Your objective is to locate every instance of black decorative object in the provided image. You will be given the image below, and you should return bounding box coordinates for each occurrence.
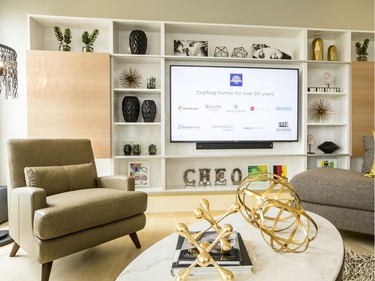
[122,96,140,122]
[148,144,157,155]
[129,30,147,55]
[142,100,156,122]
[123,144,132,155]
[132,144,141,155]
[317,141,340,154]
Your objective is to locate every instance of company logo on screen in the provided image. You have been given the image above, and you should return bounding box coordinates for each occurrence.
[230,73,243,86]
[178,106,199,111]
[178,124,200,130]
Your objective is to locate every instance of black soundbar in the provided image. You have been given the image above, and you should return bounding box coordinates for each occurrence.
[196,141,273,150]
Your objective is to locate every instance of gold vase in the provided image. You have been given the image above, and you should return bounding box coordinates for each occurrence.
[312,38,323,60]
[327,45,337,61]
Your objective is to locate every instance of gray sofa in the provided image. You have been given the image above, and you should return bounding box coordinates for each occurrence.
[291,135,374,235]
[290,167,374,235]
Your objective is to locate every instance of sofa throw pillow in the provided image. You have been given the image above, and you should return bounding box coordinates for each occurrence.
[362,135,374,173]
[24,163,96,196]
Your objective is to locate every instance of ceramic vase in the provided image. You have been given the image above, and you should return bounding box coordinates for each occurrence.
[122,96,140,122]
[142,100,156,122]
[129,30,147,55]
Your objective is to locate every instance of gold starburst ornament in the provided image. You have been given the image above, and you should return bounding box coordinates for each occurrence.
[119,67,142,88]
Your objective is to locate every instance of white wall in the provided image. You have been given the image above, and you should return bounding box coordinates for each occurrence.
[0,0,374,185]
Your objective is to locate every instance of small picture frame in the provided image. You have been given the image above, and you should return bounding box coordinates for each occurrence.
[248,165,269,182]
[174,40,208,56]
[316,159,337,168]
[272,165,288,178]
[129,162,150,187]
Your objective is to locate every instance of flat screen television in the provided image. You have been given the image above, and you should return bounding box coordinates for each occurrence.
[170,65,299,149]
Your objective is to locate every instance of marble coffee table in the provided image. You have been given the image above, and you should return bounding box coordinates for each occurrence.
[116,212,344,281]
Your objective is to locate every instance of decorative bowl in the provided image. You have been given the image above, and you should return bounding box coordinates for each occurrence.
[317,141,340,154]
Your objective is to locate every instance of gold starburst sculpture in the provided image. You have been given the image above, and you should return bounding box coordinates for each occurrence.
[236,173,318,253]
[175,223,235,281]
[119,67,142,88]
[308,99,333,122]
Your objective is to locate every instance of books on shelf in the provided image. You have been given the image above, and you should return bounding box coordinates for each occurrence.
[171,231,253,276]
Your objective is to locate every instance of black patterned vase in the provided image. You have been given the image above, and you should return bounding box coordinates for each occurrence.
[122,96,140,122]
[142,100,156,122]
[129,30,147,55]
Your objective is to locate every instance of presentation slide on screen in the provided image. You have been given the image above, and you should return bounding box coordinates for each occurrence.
[170,66,298,142]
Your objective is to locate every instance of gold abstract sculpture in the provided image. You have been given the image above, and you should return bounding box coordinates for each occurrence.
[327,45,337,61]
[312,38,323,60]
[192,199,241,252]
[174,199,241,281]
[308,98,333,123]
[175,223,235,281]
[236,173,318,253]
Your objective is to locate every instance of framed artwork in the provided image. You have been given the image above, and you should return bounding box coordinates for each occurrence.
[129,162,150,187]
[316,159,338,168]
[273,165,288,178]
[174,40,208,56]
[248,165,268,182]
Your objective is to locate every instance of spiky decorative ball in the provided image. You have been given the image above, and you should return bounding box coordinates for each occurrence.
[119,67,142,88]
[308,99,333,122]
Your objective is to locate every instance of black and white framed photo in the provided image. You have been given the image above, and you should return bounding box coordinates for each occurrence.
[174,40,208,56]
[251,43,291,60]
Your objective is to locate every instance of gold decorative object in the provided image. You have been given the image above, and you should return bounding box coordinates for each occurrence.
[192,199,241,251]
[327,45,337,61]
[175,223,234,281]
[236,173,318,253]
[119,67,142,88]
[312,38,323,60]
[308,99,334,122]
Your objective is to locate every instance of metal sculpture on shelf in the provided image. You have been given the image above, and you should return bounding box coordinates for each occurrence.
[236,173,318,253]
[0,44,18,99]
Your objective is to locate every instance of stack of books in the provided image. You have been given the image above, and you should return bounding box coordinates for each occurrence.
[171,231,253,276]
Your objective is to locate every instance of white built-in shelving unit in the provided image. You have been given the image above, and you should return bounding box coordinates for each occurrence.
[27,14,374,194]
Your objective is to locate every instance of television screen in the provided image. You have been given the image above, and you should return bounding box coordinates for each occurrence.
[170,65,299,145]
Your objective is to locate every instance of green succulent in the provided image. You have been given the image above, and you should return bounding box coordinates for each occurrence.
[82,29,99,46]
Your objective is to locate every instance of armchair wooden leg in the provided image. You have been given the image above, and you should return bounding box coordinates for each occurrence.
[9,242,20,257]
[129,232,141,248]
[42,261,53,281]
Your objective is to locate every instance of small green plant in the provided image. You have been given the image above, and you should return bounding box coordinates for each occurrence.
[355,38,370,61]
[53,26,72,51]
[81,29,99,46]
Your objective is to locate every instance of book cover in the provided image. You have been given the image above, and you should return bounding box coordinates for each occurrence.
[177,231,241,265]
[171,232,252,276]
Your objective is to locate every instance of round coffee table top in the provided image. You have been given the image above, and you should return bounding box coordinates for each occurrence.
[116,212,344,281]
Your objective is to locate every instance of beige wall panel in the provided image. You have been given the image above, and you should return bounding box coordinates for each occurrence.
[351,61,374,156]
[27,50,111,158]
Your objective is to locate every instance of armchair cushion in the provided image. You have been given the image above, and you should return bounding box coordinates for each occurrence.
[24,163,96,195]
[34,188,147,240]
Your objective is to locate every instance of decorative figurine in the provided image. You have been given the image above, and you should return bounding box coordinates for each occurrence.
[307,134,315,154]
[312,38,323,60]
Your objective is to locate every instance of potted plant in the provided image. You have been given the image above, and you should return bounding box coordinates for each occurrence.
[81,29,100,52]
[355,38,370,61]
[53,26,72,51]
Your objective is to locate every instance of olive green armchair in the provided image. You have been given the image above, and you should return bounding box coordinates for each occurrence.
[7,138,148,281]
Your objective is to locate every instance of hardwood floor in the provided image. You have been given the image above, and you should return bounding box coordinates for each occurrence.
[0,211,373,281]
